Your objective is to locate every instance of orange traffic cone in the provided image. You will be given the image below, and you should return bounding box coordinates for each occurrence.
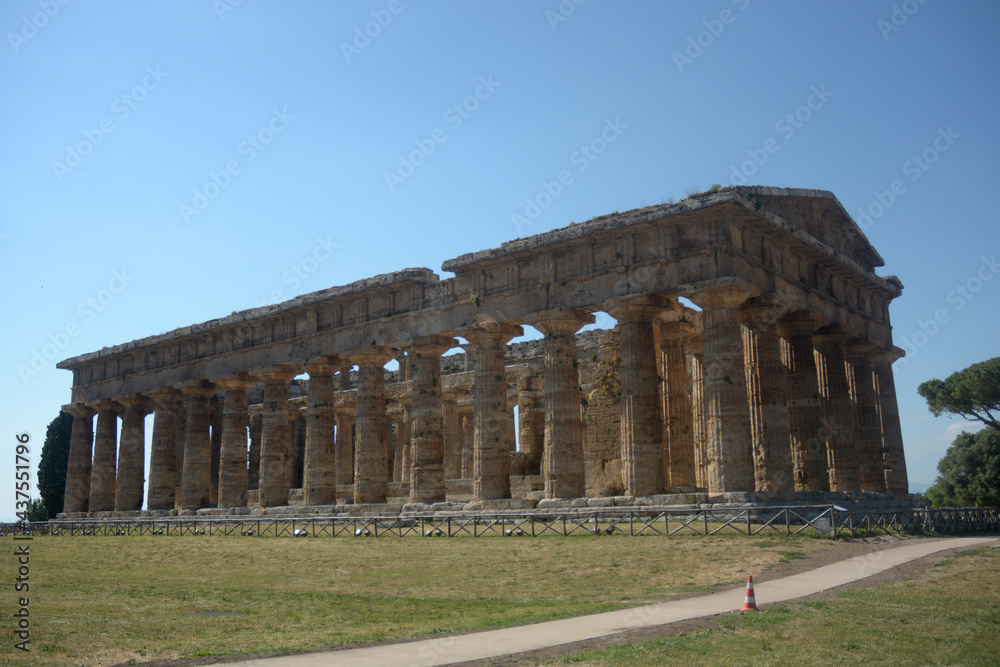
[740,575,758,612]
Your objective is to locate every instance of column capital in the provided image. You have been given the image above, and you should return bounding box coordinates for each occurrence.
[739,293,790,325]
[91,398,122,415]
[776,310,829,338]
[349,345,394,368]
[303,361,340,377]
[250,365,298,384]
[118,394,152,415]
[461,321,523,347]
[147,387,182,408]
[176,379,217,397]
[214,372,257,391]
[872,345,905,365]
[687,282,756,310]
[845,336,880,357]
[62,402,95,420]
[403,334,458,357]
[523,308,595,336]
[604,293,672,322]
[813,324,857,350]
[659,318,699,346]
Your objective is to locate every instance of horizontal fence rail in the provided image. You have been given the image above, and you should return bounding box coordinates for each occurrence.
[4,507,998,539]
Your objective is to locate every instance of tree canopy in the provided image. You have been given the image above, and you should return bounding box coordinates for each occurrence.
[918,357,1000,431]
[926,428,1000,508]
[38,410,73,520]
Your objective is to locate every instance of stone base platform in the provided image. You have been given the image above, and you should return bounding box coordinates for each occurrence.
[55,491,918,522]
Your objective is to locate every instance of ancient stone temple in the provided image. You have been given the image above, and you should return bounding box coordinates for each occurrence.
[57,186,910,517]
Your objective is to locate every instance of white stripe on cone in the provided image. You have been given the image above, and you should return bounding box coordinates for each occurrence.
[740,574,758,611]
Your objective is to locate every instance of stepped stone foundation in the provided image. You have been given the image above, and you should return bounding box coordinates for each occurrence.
[56,186,912,518]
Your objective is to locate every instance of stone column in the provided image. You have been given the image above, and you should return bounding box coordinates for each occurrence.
[606,296,668,496]
[689,285,755,493]
[846,339,886,493]
[814,325,860,492]
[62,403,95,513]
[659,311,698,491]
[516,378,544,474]
[216,375,254,508]
[177,381,216,510]
[334,398,356,488]
[441,388,463,481]
[115,395,151,511]
[290,409,306,489]
[740,298,794,492]
[527,309,594,499]
[873,346,909,498]
[248,409,262,490]
[303,361,338,505]
[147,389,181,511]
[209,397,223,504]
[464,322,522,501]
[458,402,475,478]
[352,348,392,504]
[777,312,829,492]
[407,335,455,503]
[688,337,708,490]
[253,367,297,507]
[399,400,413,485]
[174,400,187,504]
[88,400,120,512]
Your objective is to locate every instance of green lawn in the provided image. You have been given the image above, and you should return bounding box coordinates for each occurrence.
[548,545,1000,666]
[0,531,836,665]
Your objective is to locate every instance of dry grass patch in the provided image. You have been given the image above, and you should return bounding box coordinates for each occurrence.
[0,531,837,665]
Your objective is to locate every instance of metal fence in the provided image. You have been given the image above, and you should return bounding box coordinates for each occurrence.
[4,506,998,539]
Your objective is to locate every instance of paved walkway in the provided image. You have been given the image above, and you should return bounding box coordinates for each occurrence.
[220,536,997,667]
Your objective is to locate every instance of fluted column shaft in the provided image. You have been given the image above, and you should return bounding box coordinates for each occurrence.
[116,396,151,511]
[459,405,474,478]
[254,368,296,507]
[660,317,697,490]
[846,342,885,492]
[178,382,216,509]
[216,376,253,508]
[248,411,262,490]
[608,298,666,496]
[741,301,793,492]
[873,347,909,498]
[303,363,338,505]
[691,286,755,493]
[88,401,120,512]
[465,322,522,501]
[334,402,355,488]
[778,313,829,492]
[62,403,95,513]
[408,336,454,503]
[353,349,392,503]
[209,398,223,504]
[530,311,593,498]
[814,326,859,491]
[688,341,708,489]
[442,389,462,481]
[147,391,181,510]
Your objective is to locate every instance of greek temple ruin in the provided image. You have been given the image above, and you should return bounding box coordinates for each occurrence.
[57,186,910,518]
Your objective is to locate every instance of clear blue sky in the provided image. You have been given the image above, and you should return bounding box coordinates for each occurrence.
[3,1,998,520]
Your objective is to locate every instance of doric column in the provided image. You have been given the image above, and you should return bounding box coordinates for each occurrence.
[88,400,120,512]
[303,361,338,505]
[177,381,216,510]
[115,395,151,511]
[334,398,355,489]
[352,348,393,503]
[873,346,909,498]
[290,408,306,489]
[846,339,886,493]
[516,377,544,474]
[814,325,859,492]
[659,310,698,490]
[62,403,95,513]
[606,295,668,496]
[252,367,297,507]
[174,400,187,504]
[248,409,262,490]
[215,374,254,508]
[147,389,182,511]
[407,335,455,503]
[463,322,522,501]
[688,336,708,490]
[777,311,829,492]
[458,402,475,478]
[441,388,463,481]
[526,309,594,499]
[689,284,755,493]
[740,297,794,492]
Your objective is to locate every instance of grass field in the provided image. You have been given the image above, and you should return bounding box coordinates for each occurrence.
[548,545,1000,666]
[0,531,835,665]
